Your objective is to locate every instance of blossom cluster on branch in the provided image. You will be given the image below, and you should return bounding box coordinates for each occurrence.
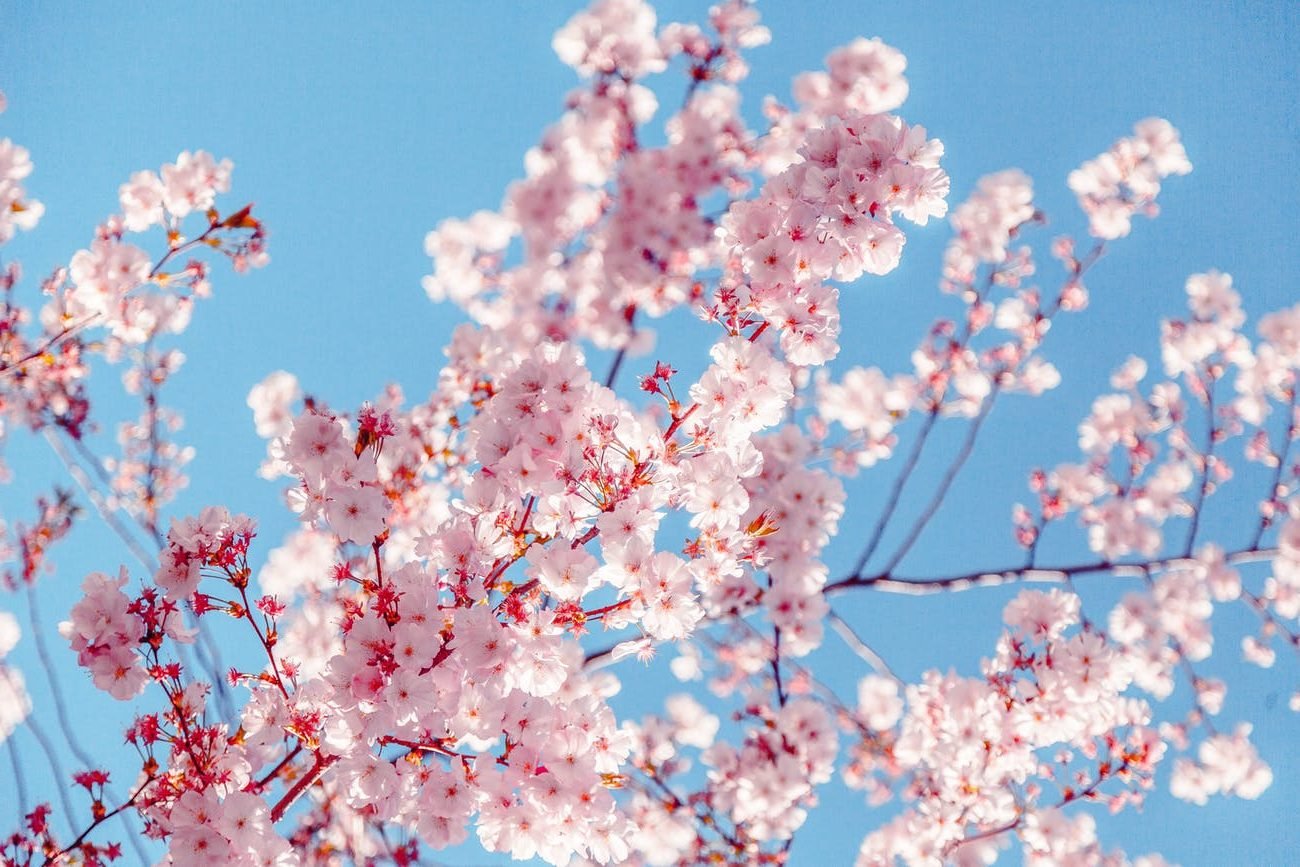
[2,2,1298,866]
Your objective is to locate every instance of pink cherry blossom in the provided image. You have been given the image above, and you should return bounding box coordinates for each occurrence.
[2,7,1297,866]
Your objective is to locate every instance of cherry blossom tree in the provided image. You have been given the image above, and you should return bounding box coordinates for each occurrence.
[2,2,1297,865]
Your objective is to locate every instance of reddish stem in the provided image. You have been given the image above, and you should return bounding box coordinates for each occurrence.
[270,752,338,824]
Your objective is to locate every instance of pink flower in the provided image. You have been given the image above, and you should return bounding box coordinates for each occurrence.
[1003,589,1080,642]
[59,569,148,700]
[856,675,903,731]
[553,0,666,79]
[160,150,232,217]
[67,237,151,318]
[323,482,387,544]
[118,170,165,231]
[1069,119,1191,240]
[1171,725,1272,804]
[0,137,43,242]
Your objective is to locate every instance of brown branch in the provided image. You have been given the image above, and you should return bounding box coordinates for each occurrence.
[604,306,636,389]
[250,744,305,793]
[1182,373,1217,556]
[1250,386,1298,549]
[770,625,787,707]
[848,408,940,577]
[825,546,1278,596]
[0,317,97,379]
[877,387,999,576]
[269,752,338,824]
[582,642,617,669]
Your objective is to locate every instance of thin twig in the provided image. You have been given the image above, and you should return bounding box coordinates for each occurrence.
[825,546,1278,596]
[770,625,787,707]
[6,736,27,822]
[0,317,97,379]
[1182,374,1216,556]
[827,609,899,683]
[44,430,156,574]
[269,752,338,824]
[23,714,76,831]
[1250,386,1298,549]
[849,409,940,577]
[251,744,304,793]
[604,346,628,389]
[43,772,155,865]
[877,388,999,576]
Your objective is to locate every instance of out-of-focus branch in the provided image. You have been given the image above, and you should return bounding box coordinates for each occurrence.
[0,316,97,380]
[44,429,156,575]
[827,609,899,683]
[6,737,27,823]
[47,428,236,719]
[1182,373,1217,556]
[1250,386,1298,550]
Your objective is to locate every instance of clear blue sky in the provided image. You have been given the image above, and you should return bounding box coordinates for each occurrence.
[1,2,1297,864]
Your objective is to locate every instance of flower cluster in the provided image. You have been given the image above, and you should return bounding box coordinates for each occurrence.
[757,36,910,176]
[155,507,257,601]
[942,169,1037,292]
[855,589,1165,865]
[1169,725,1273,804]
[723,112,948,364]
[624,666,838,863]
[59,568,193,701]
[1068,118,1192,240]
[553,0,667,80]
[743,428,845,654]
[0,129,42,245]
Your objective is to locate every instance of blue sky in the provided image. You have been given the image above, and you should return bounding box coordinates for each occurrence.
[1,2,1297,864]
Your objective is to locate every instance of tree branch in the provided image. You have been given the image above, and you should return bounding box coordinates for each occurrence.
[877,388,998,576]
[848,408,940,577]
[825,546,1278,596]
[827,609,899,683]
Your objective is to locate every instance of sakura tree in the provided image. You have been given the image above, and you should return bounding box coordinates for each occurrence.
[1,2,1297,865]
